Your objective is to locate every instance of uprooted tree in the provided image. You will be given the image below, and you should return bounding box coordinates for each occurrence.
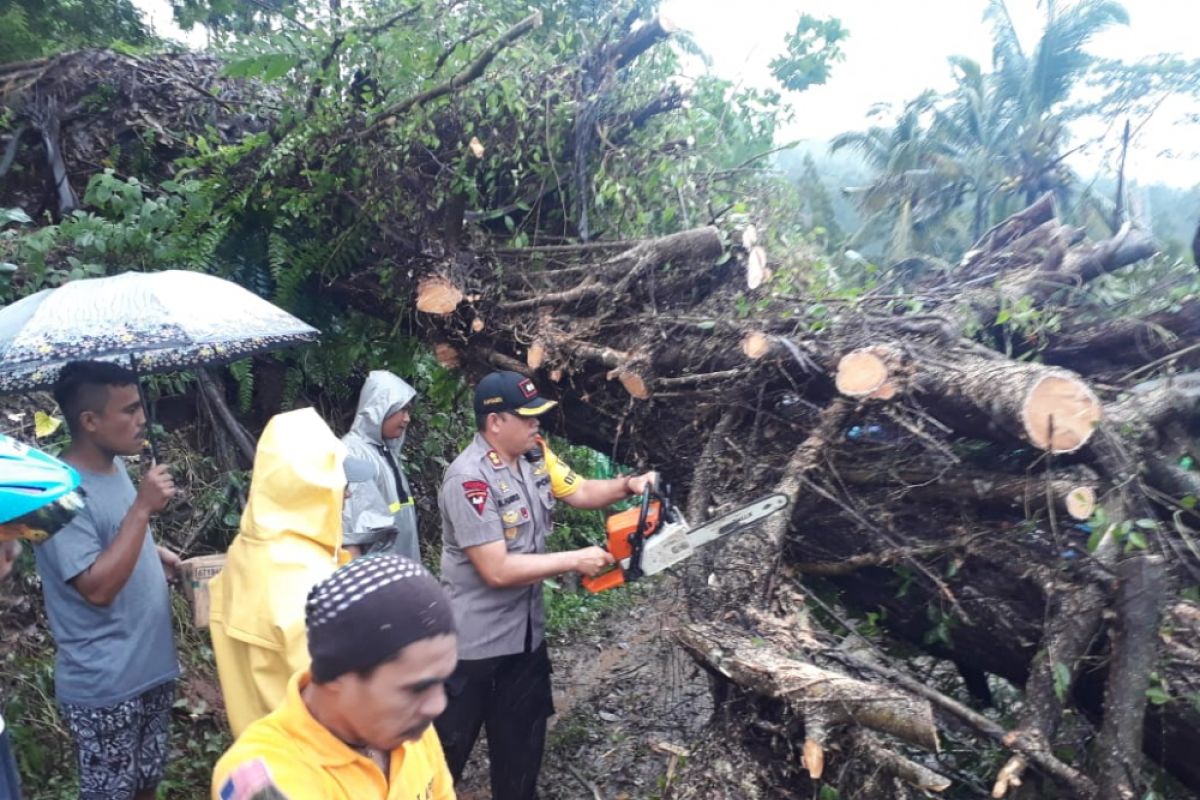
[3,3,1200,798]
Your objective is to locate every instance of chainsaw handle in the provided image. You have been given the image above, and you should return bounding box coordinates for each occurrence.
[635,482,653,535]
[582,567,626,593]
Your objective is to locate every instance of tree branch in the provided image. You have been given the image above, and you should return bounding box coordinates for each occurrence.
[365,11,543,134]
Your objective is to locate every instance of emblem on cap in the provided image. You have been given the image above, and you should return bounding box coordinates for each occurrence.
[518,378,537,398]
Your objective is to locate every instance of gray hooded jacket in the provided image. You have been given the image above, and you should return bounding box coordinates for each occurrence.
[341,371,420,560]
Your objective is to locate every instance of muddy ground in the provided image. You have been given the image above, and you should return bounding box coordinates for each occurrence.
[457,577,714,800]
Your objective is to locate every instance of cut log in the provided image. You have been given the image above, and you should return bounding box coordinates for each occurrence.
[912,355,1102,453]
[1015,373,1101,452]
[433,342,461,368]
[415,274,464,314]
[836,349,889,397]
[746,246,768,289]
[835,346,906,400]
[1064,485,1096,521]
[610,368,649,400]
[741,330,770,360]
[802,735,825,780]
[470,317,485,333]
[527,340,546,368]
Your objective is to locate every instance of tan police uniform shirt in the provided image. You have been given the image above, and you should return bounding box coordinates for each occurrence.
[438,434,579,660]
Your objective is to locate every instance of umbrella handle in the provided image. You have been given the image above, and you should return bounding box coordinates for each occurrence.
[130,359,160,464]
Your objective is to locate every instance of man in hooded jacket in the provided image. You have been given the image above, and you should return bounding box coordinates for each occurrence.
[207,407,376,738]
[341,370,421,561]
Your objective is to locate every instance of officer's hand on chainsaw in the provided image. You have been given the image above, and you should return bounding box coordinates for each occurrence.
[624,471,659,497]
[571,546,615,578]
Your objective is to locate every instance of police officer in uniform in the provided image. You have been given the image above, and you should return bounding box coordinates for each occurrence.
[435,371,656,800]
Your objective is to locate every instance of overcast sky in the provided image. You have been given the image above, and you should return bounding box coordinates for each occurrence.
[134,0,1200,187]
[660,0,1200,188]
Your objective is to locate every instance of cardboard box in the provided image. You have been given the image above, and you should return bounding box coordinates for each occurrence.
[180,554,226,628]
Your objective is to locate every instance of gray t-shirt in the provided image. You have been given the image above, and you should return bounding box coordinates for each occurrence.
[33,459,179,706]
[439,434,556,660]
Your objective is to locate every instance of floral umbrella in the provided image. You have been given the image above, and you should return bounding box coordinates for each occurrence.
[0,270,320,392]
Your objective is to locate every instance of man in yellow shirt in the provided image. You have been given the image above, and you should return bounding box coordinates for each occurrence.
[212,554,458,800]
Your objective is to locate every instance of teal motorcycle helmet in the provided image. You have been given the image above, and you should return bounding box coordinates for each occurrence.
[0,433,85,543]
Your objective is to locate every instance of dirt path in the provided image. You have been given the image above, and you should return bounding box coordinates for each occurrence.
[457,578,713,800]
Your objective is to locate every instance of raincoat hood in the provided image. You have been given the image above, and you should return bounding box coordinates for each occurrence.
[349,370,417,456]
[208,407,352,734]
[239,407,348,551]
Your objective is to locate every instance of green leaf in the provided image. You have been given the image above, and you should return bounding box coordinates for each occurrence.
[34,410,62,438]
[221,53,299,82]
[1135,518,1158,530]
[1127,530,1148,550]
[1052,661,1071,702]
[1,207,32,225]
[1182,495,1197,510]
[1145,686,1170,705]
[1086,526,1105,553]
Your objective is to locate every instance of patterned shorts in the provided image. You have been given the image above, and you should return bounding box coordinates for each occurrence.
[60,681,175,800]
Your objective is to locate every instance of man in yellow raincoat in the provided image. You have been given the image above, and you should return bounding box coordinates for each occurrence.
[207,407,377,737]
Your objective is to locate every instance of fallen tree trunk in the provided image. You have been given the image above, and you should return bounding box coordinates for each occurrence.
[10,47,1200,799]
[838,465,1098,521]
[1093,555,1169,800]
[836,343,1103,452]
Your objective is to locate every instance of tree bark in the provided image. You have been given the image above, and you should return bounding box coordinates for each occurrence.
[1094,555,1169,800]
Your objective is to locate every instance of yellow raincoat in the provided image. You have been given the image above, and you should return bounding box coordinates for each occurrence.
[208,408,352,737]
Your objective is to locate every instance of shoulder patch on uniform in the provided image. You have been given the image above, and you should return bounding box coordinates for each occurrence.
[462,480,489,515]
[220,759,279,800]
[486,450,503,469]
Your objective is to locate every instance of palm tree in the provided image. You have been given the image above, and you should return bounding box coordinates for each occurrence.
[984,0,1129,205]
[932,57,1016,240]
[831,0,1128,262]
[832,92,968,264]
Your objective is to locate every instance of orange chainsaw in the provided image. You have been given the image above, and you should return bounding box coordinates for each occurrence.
[582,483,788,593]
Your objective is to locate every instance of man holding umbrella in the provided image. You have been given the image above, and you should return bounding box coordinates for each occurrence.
[33,360,179,800]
